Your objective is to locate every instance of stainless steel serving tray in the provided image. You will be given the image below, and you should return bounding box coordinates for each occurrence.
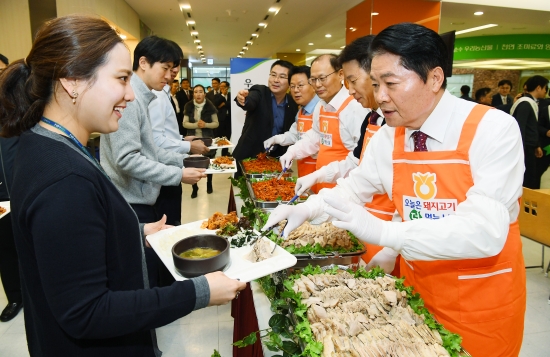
[290,244,366,268]
[238,159,292,180]
[246,177,306,209]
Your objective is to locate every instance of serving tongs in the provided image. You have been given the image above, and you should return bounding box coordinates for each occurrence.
[276,160,293,180]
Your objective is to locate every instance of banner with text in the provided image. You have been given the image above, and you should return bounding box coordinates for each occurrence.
[454,34,550,60]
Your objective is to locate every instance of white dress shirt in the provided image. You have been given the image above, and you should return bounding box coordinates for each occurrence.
[150,84,190,155]
[305,90,524,261]
[286,85,370,181]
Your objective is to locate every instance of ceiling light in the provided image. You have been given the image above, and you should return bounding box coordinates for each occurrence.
[119,34,127,40]
[372,12,379,16]
[455,24,498,35]
[252,33,259,37]
[181,4,191,10]
[474,11,484,16]
[247,41,253,44]
[268,7,277,12]
[259,22,267,27]
[340,45,345,49]
[240,51,244,54]
[296,49,301,52]
[349,27,357,32]
[308,42,314,45]
[196,45,202,49]
[237,55,242,58]
[194,40,200,43]
[186,20,195,25]
[190,31,198,35]
[325,34,332,38]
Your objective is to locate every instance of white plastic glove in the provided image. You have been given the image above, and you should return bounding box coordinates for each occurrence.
[295,168,326,196]
[264,135,284,150]
[323,190,383,245]
[279,152,294,171]
[365,247,399,274]
[262,204,312,237]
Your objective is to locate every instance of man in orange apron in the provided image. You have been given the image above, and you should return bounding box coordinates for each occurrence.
[263,66,321,180]
[279,54,369,193]
[265,23,526,356]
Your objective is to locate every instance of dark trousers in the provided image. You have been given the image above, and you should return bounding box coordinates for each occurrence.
[130,204,175,288]
[535,154,550,187]
[154,184,182,226]
[0,214,22,303]
[524,145,539,189]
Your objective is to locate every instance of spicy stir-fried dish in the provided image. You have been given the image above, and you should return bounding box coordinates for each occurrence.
[215,138,231,146]
[251,178,296,201]
[201,211,239,230]
[213,156,234,165]
[241,153,283,174]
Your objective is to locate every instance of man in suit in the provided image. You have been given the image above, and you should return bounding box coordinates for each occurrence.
[537,97,550,186]
[217,81,232,155]
[475,87,492,105]
[233,60,299,176]
[175,79,193,135]
[491,79,514,107]
[459,85,475,102]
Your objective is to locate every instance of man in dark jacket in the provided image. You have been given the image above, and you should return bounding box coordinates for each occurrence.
[0,135,23,322]
[491,79,514,107]
[536,97,550,185]
[233,60,298,176]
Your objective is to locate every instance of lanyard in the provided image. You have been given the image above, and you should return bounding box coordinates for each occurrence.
[40,117,110,180]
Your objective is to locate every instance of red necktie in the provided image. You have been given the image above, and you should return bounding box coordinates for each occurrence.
[369,111,380,125]
[412,131,429,152]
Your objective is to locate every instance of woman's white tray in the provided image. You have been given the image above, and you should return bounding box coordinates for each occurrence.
[146,219,297,282]
[0,201,10,220]
[204,159,237,174]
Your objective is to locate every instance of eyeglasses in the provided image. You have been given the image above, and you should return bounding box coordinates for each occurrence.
[308,70,337,85]
[269,72,288,80]
[289,84,308,91]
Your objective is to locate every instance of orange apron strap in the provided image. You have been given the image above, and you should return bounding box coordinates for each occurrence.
[335,95,355,115]
[393,127,406,153]
[456,104,491,153]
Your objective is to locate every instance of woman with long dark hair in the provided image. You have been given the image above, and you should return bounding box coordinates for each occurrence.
[0,15,244,356]
[183,84,219,197]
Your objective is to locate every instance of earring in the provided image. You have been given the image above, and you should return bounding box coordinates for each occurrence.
[72,89,78,104]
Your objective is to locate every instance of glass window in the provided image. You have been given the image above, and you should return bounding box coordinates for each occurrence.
[191,66,230,87]
[447,74,474,98]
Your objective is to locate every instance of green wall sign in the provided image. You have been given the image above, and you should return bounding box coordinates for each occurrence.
[453,34,550,60]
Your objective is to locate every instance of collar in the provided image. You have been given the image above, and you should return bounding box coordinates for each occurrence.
[131,74,156,105]
[322,85,348,112]
[271,92,288,107]
[302,95,321,115]
[405,90,454,144]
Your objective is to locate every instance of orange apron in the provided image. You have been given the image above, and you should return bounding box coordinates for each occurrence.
[296,109,317,182]
[315,96,355,193]
[392,105,525,356]
[359,118,400,276]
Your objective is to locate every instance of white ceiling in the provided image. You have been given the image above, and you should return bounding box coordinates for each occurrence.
[123,0,550,68]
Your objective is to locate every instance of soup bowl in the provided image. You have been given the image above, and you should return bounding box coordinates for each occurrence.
[192,137,213,147]
[183,155,210,169]
[172,234,230,278]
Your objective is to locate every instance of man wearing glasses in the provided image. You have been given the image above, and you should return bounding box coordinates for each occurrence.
[263,65,321,179]
[233,60,298,176]
[279,54,369,192]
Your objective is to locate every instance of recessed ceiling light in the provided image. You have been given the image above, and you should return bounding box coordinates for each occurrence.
[349,27,357,32]
[247,41,253,44]
[190,31,198,35]
[474,11,484,16]
[119,34,127,40]
[194,40,200,43]
[252,33,259,37]
[340,45,345,49]
[181,4,191,10]
[372,12,379,16]
[308,42,314,45]
[455,23,498,35]
[325,34,332,38]
[196,45,202,49]
[259,23,267,27]
[296,49,301,52]
[243,47,248,50]
[240,51,244,54]
[237,55,242,58]
[187,20,195,25]
[268,7,277,12]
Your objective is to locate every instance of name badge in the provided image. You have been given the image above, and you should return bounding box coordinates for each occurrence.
[320,133,333,147]
[403,195,457,221]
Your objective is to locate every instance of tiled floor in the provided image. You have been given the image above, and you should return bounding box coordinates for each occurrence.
[1,171,550,356]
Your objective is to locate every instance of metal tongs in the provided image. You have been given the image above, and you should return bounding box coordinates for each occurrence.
[249,225,276,247]
[276,160,293,180]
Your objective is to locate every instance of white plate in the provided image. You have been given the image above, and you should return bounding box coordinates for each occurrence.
[204,159,237,174]
[0,201,10,220]
[208,141,235,150]
[146,219,297,282]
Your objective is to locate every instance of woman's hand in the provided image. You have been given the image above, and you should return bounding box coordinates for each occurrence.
[144,215,172,247]
[205,272,247,306]
[198,120,206,128]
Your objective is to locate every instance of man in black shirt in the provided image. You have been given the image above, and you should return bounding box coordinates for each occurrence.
[510,75,549,189]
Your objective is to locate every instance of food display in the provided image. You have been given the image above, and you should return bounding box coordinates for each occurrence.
[245,239,273,262]
[241,152,284,174]
[279,221,354,251]
[213,156,234,165]
[0,206,5,215]
[200,211,238,230]
[251,177,296,201]
[213,137,232,146]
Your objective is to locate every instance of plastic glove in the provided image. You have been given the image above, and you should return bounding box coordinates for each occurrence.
[262,203,312,237]
[295,169,326,196]
[279,152,294,171]
[365,247,399,274]
[323,190,383,245]
[264,135,283,150]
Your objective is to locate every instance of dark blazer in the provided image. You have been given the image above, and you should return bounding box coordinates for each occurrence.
[491,93,514,107]
[460,94,475,102]
[511,93,539,147]
[538,98,550,153]
[0,136,19,200]
[175,90,192,136]
[232,85,298,163]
